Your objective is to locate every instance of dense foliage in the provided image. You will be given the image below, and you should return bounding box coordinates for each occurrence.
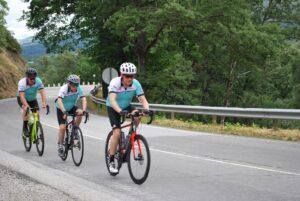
[23,0,300,126]
[0,0,21,53]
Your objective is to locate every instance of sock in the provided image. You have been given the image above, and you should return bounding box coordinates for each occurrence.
[110,155,114,163]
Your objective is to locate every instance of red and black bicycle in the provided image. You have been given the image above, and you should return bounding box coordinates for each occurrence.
[105,109,154,184]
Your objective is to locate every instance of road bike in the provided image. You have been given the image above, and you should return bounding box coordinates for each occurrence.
[60,111,89,166]
[22,105,49,156]
[105,109,154,184]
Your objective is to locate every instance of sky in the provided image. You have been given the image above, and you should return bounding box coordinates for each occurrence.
[5,0,36,40]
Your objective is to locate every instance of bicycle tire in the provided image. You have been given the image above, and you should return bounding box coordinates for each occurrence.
[22,126,31,152]
[71,126,84,166]
[35,122,44,156]
[105,131,122,176]
[127,134,151,185]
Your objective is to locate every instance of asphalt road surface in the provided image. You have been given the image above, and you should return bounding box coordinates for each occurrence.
[0,86,299,201]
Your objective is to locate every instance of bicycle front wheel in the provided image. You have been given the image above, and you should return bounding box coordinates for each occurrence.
[35,122,44,156]
[71,127,84,166]
[22,125,31,152]
[127,134,151,185]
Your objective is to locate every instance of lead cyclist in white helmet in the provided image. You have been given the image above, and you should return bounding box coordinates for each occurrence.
[106,62,150,173]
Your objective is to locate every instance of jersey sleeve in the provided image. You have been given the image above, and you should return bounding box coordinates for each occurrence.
[58,86,65,98]
[135,80,144,97]
[36,77,44,89]
[18,79,26,92]
[108,78,119,93]
[78,86,85,97]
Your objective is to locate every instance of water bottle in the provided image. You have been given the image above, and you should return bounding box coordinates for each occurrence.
[28,114,34,125]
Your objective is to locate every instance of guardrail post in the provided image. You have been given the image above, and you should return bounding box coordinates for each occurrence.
[87,81,90,85]
[212,115,217,124]
[83,82,85,86]
[47,84,50,87]
[171,112,175,120]
[58,83,61,87]
[53,83,55,87]
[272,119,279,130]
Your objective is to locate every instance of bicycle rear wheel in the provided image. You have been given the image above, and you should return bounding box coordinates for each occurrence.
[22,125,31,152]
[105,131,122,176]
[127,134,151,185]
[71,126,84,166]
[35,122,44,156]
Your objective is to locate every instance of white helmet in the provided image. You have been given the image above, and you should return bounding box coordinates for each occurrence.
[67,74,80,84]
[120,62,137,75]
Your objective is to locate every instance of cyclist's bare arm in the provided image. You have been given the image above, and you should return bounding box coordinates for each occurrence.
[39,88,47,108]
[19,92,29,109]
[57,97,66,113]
[109,93,122,113]
[76,96,87,115]
[138,95,149,110]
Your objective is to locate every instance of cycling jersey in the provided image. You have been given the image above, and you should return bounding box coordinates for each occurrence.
[16,77,44,101]
[106,77,144,109]
[55,84,85,111]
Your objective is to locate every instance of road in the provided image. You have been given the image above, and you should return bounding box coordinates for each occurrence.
[0,86,299,201]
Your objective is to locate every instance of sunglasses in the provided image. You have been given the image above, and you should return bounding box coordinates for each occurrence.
[70,83,79,87]
[124,75,134,79]
[28,77,36,81]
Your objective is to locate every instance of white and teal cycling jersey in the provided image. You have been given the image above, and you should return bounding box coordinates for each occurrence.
[16,77,44,101]
[55,84,85,111]
[106,77,144,109]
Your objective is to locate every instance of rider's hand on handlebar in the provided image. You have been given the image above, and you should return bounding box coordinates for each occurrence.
[119,110,128,116]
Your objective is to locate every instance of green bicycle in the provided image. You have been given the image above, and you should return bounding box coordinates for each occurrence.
[22,105,49,156]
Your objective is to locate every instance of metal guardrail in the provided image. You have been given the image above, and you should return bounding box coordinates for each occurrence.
[90,86,300,120]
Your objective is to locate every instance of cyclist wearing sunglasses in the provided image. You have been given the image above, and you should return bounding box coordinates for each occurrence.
[55,74,87,157]
[16,68,47,135]
[106,62,150,173]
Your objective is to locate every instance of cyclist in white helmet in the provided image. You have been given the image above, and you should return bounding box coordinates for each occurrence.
[106,62,150,173]
[55,74,87,157]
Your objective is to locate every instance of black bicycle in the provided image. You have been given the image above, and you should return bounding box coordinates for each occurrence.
[22,105,49,156]
[105,109,154,184]
[60,111,89,166]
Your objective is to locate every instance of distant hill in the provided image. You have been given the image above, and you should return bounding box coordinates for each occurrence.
[19,37,46,59]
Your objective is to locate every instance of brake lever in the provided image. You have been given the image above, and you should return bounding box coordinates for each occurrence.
[84,112,89,124]
[46,105,50,115]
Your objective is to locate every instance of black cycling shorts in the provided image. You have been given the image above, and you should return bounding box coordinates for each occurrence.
[56,106,78,125]
[107,106,134,129]
[17,97,39,112]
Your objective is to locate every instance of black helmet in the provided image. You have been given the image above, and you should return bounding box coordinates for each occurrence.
[26,68,37,77]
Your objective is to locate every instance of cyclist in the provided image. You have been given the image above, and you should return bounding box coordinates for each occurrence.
[55,74,87,157]
[106,62,150,173]
[16,68,47,135]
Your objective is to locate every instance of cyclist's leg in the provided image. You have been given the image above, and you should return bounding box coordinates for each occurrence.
[17,97,29,131]
[72,106,83,126]
[107,107,121,157]
[56,108,67,145]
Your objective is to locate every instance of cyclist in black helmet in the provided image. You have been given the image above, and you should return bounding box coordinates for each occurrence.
[16,68,47,136]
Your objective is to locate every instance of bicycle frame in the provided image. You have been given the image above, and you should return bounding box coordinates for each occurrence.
[120,118,142,161]
[28,112,39,143]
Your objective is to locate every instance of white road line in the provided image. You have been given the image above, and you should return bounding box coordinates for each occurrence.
[42,123,300,176]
